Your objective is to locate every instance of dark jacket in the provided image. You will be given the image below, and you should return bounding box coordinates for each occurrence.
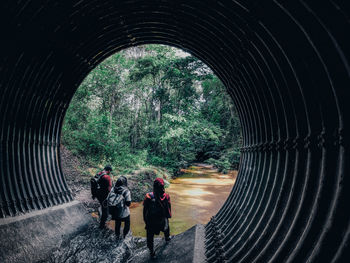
[97,170,112,202]
[143,178,171,234]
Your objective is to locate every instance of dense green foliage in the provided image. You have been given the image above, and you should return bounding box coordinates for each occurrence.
[61,45,241,173]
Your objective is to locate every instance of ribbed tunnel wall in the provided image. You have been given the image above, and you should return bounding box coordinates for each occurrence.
[0,1,349,262]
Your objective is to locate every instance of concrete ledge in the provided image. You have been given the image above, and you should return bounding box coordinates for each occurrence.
[0,201,93,263]
[129,224,207,263]
[193,224,207,263]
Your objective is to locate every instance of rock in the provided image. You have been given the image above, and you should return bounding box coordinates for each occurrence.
[128,226,198,263]
[49,223,135,263]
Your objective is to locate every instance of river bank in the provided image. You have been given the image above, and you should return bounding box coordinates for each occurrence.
[60,145,171,212]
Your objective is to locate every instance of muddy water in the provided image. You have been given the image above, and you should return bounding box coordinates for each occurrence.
[129,164,237,237]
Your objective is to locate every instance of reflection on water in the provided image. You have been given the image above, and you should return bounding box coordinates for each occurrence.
[130,164,237,237]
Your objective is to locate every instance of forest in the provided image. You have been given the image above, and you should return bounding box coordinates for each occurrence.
[61,45,241,175]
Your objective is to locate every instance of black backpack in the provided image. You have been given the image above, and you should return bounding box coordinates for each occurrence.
[147,193,164,219]
[146,193,169,231]
[90,172,105,199]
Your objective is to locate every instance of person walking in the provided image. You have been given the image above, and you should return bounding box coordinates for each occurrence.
[143,178,172,259]
[113,176,132,238]
[95,165,113,229]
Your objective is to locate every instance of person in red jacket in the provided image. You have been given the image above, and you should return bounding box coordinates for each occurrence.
[143,178,172,258]
[97,165,112,229]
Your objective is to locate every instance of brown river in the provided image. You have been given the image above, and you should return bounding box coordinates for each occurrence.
[124,164,237,237]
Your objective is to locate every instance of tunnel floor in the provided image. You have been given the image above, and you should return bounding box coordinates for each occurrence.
[49,222,206,263]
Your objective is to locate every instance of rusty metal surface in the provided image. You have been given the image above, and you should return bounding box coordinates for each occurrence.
[0,1,349,262]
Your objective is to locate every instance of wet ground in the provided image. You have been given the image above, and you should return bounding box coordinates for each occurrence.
[48,223,134,263]
[49,222,203,263]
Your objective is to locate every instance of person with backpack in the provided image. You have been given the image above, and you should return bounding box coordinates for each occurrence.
[143,178,172,259]
[91,165,113,229]
[110,176,132,239]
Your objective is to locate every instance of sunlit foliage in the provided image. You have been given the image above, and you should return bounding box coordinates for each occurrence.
[61,45,241,173]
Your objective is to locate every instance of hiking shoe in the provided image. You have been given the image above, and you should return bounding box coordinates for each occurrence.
[150,251,156,259]
[165,236,171,242]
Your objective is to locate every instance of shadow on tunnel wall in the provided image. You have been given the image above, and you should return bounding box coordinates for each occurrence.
[0,1,349,262]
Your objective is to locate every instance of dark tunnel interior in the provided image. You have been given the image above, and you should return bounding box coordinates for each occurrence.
[0,1,350,262]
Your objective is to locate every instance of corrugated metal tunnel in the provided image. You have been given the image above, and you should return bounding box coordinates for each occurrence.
[0,1,349,262]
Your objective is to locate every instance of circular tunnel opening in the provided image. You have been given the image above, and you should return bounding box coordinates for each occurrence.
[60,44,242,237]
[1,1,349,262]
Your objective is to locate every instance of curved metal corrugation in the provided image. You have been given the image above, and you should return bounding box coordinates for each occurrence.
[0,1,349,262]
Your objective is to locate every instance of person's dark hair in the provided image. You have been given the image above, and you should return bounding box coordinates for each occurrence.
[116,176,127,187]
[104,164,112,171]
[153,178,165,195]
